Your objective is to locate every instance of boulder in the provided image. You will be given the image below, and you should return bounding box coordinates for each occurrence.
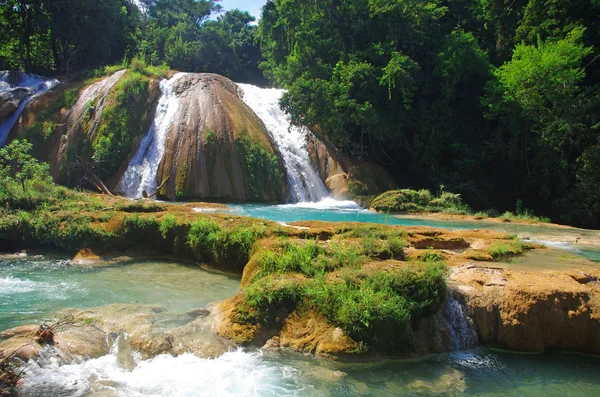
[0,88,30,120]
[156,73,286,202]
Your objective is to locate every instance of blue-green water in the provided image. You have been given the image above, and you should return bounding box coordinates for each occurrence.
[3,256,599,396]
[0,255,240,332]
[20,346,600,396]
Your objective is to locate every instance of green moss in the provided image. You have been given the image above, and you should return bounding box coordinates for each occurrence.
[176,160,189,199]
[235,131,282,201]
[92,71,151,179]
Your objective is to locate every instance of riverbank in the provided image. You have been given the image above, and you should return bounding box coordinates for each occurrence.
[1,191,599,366]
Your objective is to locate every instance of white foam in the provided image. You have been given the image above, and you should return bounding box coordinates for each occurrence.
[192,208,220,213]
[21,349,305,397]
[449,351,505,371]
[119,73,187,198]
[0,276,42,294]
[277,198,363,211]
[237,84,329,203]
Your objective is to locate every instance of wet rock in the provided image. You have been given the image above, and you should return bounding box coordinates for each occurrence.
[55,326,109,360]
[156,73,286,202]
[452,266,600,353]
[305,133,396,199]
[0,88,30,119]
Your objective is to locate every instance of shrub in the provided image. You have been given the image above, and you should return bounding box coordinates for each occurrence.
[370,188,471,214]
[187,218,220,261]
[159,214,177,238]
[245,261,448,352]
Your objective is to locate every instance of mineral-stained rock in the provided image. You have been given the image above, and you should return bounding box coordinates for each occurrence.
[156,73,286,202]
[451,265,600,353]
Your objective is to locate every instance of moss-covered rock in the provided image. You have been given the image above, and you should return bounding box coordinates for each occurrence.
[370,189,471,214]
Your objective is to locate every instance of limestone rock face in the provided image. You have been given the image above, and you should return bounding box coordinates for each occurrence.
[0,88,30,119]
[451,266,600,353]
[156,73,286,202]
[305,133,396,200]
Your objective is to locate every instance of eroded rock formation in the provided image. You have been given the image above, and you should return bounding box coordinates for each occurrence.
[155,73,286,202]
[305,133,396,200]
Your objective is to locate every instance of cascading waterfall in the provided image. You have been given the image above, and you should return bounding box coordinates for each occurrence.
[442,290,478,351]
[119,73,187,198]
[0,71,58,147]
[237,84,329,203]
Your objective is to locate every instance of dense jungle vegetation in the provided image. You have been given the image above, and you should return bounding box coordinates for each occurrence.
[1,0,599,228]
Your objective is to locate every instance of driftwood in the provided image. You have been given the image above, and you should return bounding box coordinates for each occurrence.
[141,176,170,199]
[73,154,114,196]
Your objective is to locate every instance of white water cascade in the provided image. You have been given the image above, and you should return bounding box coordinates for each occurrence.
[237,84,329,203]
[442,290,478,351]
[119,73,187,198]
[0,72,58,147]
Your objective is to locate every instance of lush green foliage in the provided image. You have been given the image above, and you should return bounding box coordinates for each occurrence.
[93,71,151,179]
[0,1,263,83]
[0,0,138,73]
[0,140,52,210]
[259,0,600,227]
[370,189,471,214]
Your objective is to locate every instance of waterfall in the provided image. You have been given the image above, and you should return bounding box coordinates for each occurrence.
[119,73,187,198]
[237,84,329,203]
[0,71,58,147]
[442,290,478,351]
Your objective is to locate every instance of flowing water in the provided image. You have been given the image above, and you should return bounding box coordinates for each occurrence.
[237,84,329,202]
[19,345,600,396]
[0,71,58,147]
[0,255,239,332]
[3,254,599,396]
[119,73,187,198]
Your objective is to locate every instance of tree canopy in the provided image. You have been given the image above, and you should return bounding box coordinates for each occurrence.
[1,0,599,226]
[258,0,600,227]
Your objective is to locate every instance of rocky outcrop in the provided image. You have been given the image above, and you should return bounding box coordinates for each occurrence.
[0,302,235,365]
[305,133,396,199]
[0,88,29,120]
[155,73,286,202]
[451,265,600,353]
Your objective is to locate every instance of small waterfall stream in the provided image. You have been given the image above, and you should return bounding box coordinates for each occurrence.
[237,84,329,203]
[442,290,478,351]
[119,73,187,198]
[0,72,58,147]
